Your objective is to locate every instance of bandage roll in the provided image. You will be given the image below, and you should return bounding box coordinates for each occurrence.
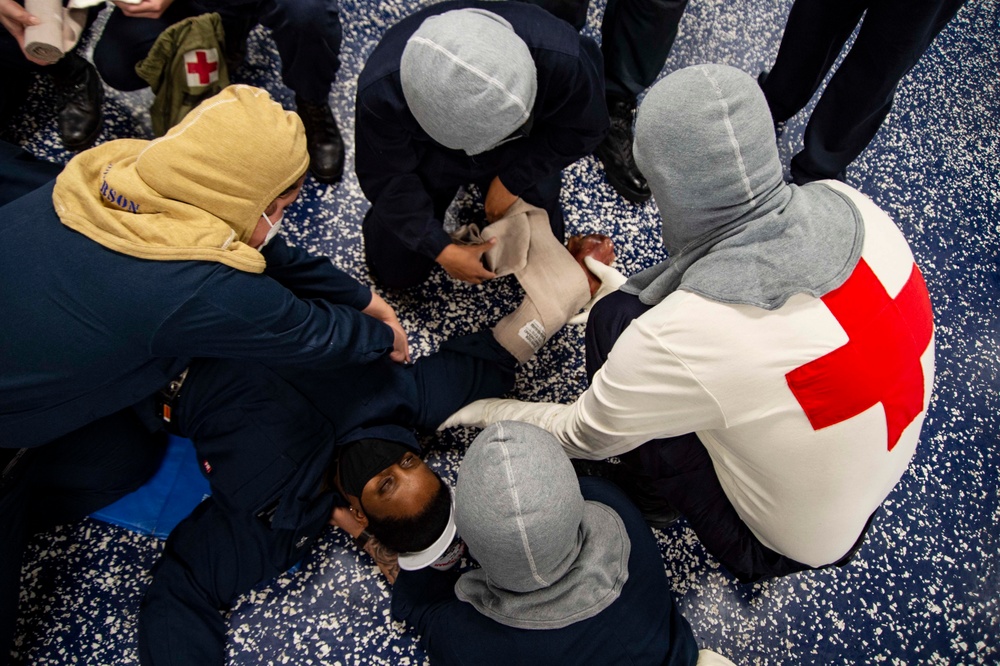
[23,0,86,64]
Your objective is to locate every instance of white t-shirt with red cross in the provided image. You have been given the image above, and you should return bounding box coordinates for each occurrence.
[498,181,935,567]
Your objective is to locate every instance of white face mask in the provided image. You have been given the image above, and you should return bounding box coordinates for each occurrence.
[257,210,284,248]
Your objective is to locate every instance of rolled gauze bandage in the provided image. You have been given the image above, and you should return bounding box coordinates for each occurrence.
[23,0,88,64]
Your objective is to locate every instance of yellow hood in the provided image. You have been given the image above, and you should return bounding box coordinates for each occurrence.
[52,85,309,273]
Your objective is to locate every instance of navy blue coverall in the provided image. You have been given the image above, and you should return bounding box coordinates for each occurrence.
[137,332,517,665]
[392,476,699,666]
[355,0,608,289]
[522,0,690,104]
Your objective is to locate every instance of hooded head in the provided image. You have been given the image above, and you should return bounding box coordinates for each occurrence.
[400,9,537,156]
[135,85,308,240]
[634,64,785,255]
[622,64,863,308]
[53,85,309,273]
[454,421,630,629]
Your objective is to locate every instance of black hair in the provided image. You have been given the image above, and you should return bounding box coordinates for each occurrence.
[364,473,451,554]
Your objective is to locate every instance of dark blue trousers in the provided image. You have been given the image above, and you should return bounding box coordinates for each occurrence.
[760,0,965,183]
[93,0,342,102]
[524,0,690,101]
[585,290,817,583]
[1,412,167,666]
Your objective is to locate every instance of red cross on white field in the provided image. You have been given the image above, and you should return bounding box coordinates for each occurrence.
[184,49,219,87]
[785,258,933,451]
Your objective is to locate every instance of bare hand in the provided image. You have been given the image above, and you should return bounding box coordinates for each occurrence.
[362,291,411,363]
[436,241,498,285]
[484,176,518,223]
[0,0,48,66]
[112,0,175,19]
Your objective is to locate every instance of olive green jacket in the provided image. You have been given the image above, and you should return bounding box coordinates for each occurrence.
[135,13,230,136]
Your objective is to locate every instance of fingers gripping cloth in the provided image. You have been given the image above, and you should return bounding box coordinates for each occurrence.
[23,0,93,64]
[481,201,590,363]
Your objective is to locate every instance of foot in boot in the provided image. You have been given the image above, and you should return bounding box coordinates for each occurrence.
[593,97,651,204]
[571,458,680,529]
[296,96,345,184]
[55,54,103,151]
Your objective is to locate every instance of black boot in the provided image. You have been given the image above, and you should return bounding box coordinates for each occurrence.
[594,96,651,205]
[296,96,345,185]
[53,53,103,151]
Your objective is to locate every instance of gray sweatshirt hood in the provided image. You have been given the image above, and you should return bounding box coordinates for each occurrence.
[623,64,864,308]
[454,421,630,629]
[400,9,536,156]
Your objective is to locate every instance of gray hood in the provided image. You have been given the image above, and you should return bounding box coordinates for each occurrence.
[400,9,536,156]
[623,64,864,308]
[454,421,630,629]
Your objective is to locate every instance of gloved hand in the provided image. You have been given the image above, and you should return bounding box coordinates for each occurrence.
[437,397,566,431]
[568,256,627,325]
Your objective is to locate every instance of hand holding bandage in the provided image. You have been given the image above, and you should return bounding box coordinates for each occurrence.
[479,200,615,363]
[21,0,98,64]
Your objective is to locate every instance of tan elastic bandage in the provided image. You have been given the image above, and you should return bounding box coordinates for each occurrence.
[23,0,88,65]
[482,201,590,363]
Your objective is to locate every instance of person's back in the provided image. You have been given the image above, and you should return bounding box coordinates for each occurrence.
[393,476,697,665]
[609,178,933,566]
[392,421,711,666]
[1,181,211,446]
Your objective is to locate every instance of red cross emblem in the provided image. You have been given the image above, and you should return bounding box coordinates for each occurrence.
[785,258,933,451]
[184,49,219,87]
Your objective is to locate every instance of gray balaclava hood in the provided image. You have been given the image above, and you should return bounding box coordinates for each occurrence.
[400,9,537,156]
[454,421,630,630]
[622,64,864,308]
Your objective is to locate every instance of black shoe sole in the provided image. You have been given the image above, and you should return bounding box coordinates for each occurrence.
[309,162,344,185]
[61,117,103,151]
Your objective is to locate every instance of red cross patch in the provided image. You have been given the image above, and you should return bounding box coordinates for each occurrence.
[785,258,933,451]
[184,49,220,87]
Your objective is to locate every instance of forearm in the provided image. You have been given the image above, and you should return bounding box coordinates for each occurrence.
[451,397,646,460]
[263,238,372,308]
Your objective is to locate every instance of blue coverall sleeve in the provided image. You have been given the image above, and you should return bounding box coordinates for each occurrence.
[138,499,315,666]
[355,82,454,261]
[261,236,374,310]
[150,266,393,369]
[496,39,608,196]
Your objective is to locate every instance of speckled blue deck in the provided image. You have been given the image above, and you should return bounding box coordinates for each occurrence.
[4,0,998,663]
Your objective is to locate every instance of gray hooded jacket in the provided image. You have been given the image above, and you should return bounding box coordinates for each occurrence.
[623,64,864,308]
[454,421,630,629]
